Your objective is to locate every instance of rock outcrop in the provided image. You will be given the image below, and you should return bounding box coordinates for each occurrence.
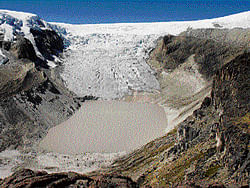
[0,169,138,188]
[30,28,64,61]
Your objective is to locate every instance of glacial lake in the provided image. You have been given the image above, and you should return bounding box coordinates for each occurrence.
[40,101,167,154]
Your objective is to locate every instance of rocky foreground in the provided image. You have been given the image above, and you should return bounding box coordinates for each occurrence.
[0,169,138,188]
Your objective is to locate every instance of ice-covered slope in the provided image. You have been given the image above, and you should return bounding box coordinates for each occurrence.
[0,9,62,66]
[53,11,250,99]
[1,10,249,99]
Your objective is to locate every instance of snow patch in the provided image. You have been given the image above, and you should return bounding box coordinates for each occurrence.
[0,150,22,179]
[0,9,55,64]
[0,49,5,58]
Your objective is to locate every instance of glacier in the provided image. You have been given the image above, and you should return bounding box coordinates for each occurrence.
[1,9,249,99]
[53,11,250,99]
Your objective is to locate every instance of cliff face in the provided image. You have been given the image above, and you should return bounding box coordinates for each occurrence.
[211,52,249,180]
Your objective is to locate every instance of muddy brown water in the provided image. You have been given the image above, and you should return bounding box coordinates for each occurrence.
[39,101,167,154]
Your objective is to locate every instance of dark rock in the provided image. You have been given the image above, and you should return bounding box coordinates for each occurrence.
[26,92,43,106]
[212,52,249,118]
[0,40,11,50]
[177,125,199,142]
[27,16,46,29]
[30,28,64,60]
[163,35,174,46]
[0,169,138,188]
[200,97,211,109]
[193,109,205,120]
[208,183,226,188]
[10,35,37,61]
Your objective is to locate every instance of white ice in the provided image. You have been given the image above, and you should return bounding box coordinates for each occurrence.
[54,11,250,99]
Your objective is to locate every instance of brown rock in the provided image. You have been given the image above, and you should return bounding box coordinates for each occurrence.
[0,169,138,188]
[10,35,37,61]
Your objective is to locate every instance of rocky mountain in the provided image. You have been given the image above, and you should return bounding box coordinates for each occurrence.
[1,48,248,188]
[0,10,249,187]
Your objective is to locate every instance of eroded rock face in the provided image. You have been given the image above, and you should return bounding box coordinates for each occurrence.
[211,52,250,180]
[0,61,44,100]
[212,52,249,118]
[30,28,64,60]
[0,40,11,51]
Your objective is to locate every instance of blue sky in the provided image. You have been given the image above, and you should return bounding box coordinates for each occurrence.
[0,0,249,24]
